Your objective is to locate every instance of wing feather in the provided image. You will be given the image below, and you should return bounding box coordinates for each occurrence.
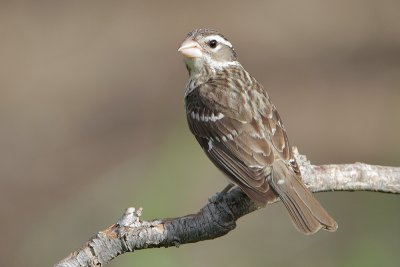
[185,73,337,233]
[186,85,278,205]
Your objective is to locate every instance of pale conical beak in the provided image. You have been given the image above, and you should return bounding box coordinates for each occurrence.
[178,38,203,58]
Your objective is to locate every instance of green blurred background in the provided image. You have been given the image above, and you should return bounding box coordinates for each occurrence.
[1,1,400,266]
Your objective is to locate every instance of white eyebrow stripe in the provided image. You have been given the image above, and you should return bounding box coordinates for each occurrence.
[204,35,233,48]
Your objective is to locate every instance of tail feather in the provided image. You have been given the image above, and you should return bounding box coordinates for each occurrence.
[270,160,338,234]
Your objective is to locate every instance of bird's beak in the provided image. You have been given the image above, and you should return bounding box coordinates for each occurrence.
[178,38,203,58]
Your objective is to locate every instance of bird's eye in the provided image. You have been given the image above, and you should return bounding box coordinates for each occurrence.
[208,39,218,48]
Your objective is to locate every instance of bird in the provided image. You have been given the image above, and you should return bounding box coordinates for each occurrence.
[178,29,337,235]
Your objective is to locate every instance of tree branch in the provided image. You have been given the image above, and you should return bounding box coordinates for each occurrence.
[54,149,400,267]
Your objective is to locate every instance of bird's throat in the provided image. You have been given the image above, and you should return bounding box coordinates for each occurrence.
[184,58,205,78]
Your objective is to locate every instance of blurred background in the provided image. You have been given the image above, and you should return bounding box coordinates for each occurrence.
[1,0,399,266]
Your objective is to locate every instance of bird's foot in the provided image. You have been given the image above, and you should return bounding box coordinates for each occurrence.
[208,183,235,203]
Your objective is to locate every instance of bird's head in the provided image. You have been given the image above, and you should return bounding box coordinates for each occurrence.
[178,29,238,76]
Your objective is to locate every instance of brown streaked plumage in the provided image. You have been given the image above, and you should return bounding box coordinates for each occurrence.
[179,29,337,234]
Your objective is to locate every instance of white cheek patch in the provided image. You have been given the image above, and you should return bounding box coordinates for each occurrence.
[213,45,223,52]
[204,35,233,48]
[203,54,241,70]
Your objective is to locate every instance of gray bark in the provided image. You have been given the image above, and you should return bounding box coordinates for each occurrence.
[54,150,400,267]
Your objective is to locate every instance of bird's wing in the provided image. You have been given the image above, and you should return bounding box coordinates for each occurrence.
[185,80,291,205]
[186,78,337,233]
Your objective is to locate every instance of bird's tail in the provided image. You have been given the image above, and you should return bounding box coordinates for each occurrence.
[270,160,338,234]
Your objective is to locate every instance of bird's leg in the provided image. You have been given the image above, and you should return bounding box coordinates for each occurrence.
[209,183,235,203]
[220,183,235,194]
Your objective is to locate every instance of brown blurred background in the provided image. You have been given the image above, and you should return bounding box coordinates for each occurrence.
[1,1,400,266]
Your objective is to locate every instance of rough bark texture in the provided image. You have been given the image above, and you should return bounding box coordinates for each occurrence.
[55,150,400,267]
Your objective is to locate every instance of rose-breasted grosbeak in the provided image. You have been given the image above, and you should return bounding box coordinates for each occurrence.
[178,29,337,234]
